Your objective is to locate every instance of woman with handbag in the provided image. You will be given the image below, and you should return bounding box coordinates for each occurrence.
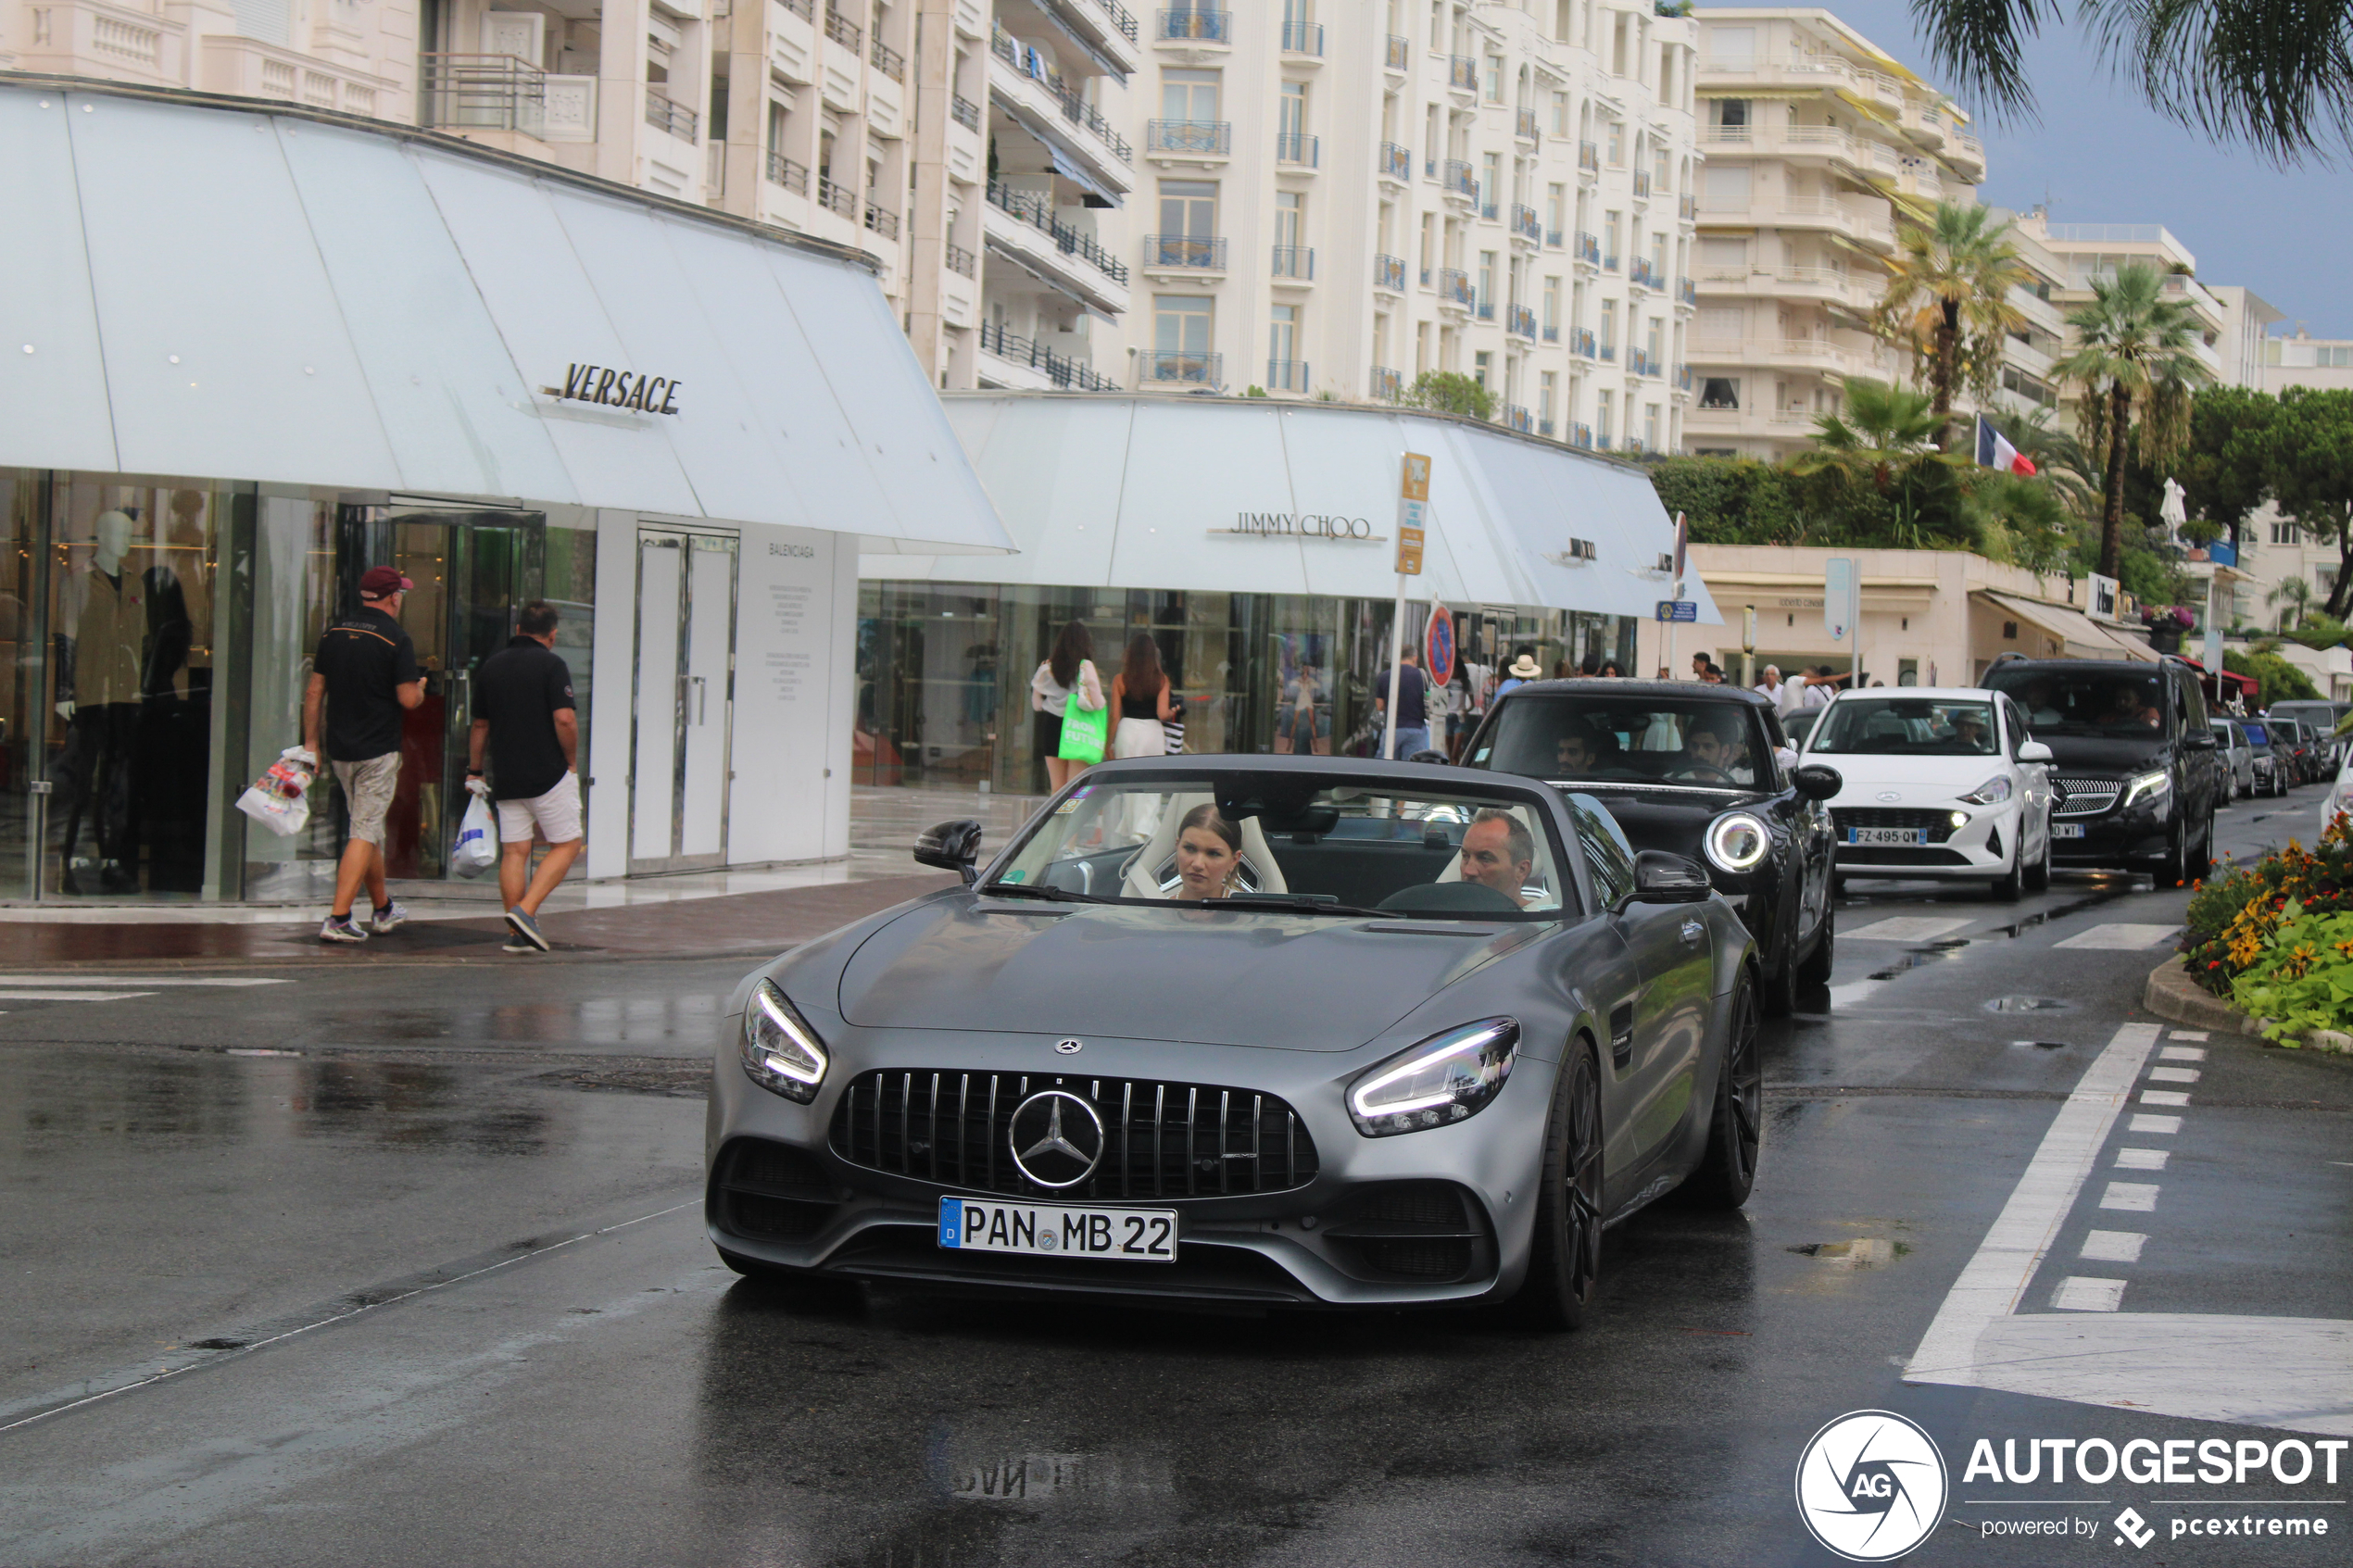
[1109,633,1176,760]
[1030,620,1105,791]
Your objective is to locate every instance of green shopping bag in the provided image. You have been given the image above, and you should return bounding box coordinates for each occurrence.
[1057,661,1108,764]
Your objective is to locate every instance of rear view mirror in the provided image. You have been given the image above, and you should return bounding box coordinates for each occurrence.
[1792,763,1843,801]
[2016,740,2053,763]
[1618,849,1713,910]
[914,818,984,885]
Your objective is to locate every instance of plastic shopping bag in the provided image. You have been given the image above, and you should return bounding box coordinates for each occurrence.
[234,748,315,838]
[452,792,498,878]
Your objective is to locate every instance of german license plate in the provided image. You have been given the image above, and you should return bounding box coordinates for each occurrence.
[2052,822,2086,839]
[1847,827,1926,847]
[937,1196,1177,1262]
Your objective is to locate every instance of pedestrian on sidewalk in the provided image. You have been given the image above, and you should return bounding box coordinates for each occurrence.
[468,600,582,954]
[1377,645,1430,759]
[303,566,422,943]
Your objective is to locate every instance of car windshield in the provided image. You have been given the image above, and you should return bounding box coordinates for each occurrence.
[2244,722,2271,746]
[1809,696,1998,757]
[988,774,1570,920]
[1470,694,1771,789]
[1984,669,2171,737]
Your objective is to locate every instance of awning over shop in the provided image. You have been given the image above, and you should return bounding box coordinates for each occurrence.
[0,78,1011,556]
[1979,591,2158,661]
[870,394,1720,624]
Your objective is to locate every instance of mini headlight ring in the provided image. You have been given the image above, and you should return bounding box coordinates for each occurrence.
[1703,811,1771,874]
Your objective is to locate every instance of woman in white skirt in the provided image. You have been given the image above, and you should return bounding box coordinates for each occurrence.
[1108,633,1176,759]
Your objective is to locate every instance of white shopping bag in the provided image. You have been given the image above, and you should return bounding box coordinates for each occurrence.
[234,784,310,838]
[452,793,498,878]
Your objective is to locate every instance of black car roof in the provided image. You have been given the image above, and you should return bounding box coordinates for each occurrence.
[1982,659,2168,678]
[1495,677,1775,710]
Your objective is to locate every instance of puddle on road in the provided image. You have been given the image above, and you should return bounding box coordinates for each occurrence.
[1985,996,2071,1014]
[1786,1239,1906,1270]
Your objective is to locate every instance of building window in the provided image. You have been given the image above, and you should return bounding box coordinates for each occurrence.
[1644,404,1660,448]
[1484,54,1504,101]
[2273,519,2303,545]
[1478,250,1496,308]
[1597,388,1614,442]
[1540,370,1557,421]
[1551,89,1569,135]
[1700,377,1740,409]
[1155,180,1218,267]
[1545,182,1565,237]
[1152,295,1214,381]
[1603,210,1619,263]
[1268,303,1300,388]
[1162,68,1219,121]
[1605,120,1623,164]
[1600,298,1617,352]
[1279,80,1306,144]
[1541,275,1560,331]
[1474,349,1491,388]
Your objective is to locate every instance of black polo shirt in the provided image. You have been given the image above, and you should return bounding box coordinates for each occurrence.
[313,606,422,762]
[475,636,577,801]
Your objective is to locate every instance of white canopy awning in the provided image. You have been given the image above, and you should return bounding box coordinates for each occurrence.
[0,78,1010,555]
[866,394,1718,622]
[1979,592,2158,662]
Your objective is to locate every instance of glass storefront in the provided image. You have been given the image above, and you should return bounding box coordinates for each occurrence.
[0,469,595,903]
[855,580,1635,795]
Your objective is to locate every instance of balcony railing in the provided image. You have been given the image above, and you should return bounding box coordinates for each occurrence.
[420,54,546,136]
[978,320,1120,391]
[1568,421,1592,448]
[1516,107,1539,141]
[817,175,858,217]
[1680,193,1696,220]
[1511,204,1541,243]
[1374,253,1406,292]
[1148,119,1232,155]
[1093,0,1140,44]
[765,150,809,193]
[1676,363,1693,391]
[645,88,698,141]
[1385,33,1409,70]
[1579,141,1600,173]
[1629,258,1659,289]
[1632,169,1652,198]
[1680,276,1696,305]
[1271,245,1315,280]
[1538,418,1554,437]
[1504,405,1532,433]
[1629,348,1656,376]
[873,39,904,80]
[1476,300,1495,321]
[1370,365,1403,401]
[1441,159,1477,201]
[1449,54,1478,91]
[988,182,1132,284]
[1595,433,1613,450]
[951,94,980,131]
[1545,227,1563,247]
[1378,141,1411,180]
[1506,304,1536,339]
[1276,132,1319,168]
[1279,20,1322,54]
[1143,233,1227,270]
[865,199,900,239]
[1144,348,1222,383]
[1437,267,1471,307]
[824,6,861,52]
[1603,252,1619,273]
[1480,200,1498,222]
[1156,6,1228,42]
[1266,358,1311,392]
[946,242,976,278]
[997,29,1135,160]
[1572,327,1596,358]
[1575,231,1599,266]
[1599,342,1617,361]
[778,0,812,16]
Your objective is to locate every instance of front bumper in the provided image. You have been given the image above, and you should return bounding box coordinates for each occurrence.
[1831,800,2023,881]
[2049,794,2175,869]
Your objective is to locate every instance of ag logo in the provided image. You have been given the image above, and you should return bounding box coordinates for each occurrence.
[1793,1411,1948,1562]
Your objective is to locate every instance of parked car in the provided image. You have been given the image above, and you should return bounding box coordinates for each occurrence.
[1979,659,2224,884]
[2239,719,2290,797]
[2209,718,2256,799]
[2266,699,2352,774]
[708,755,1765,1327]
[1781,707,1824,749]
[1800,687,2057,900]
[2275,716,2324,785]
[1459,679,1841,1014]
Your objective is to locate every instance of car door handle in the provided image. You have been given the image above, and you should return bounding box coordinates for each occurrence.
[1680,918,1705,946]
[1609,1000,1635,1070]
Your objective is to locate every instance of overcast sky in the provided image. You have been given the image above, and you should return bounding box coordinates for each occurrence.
[1793,2,2348,337]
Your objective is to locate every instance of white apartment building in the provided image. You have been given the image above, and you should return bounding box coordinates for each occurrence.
[1680,7,1983,459]
[1095,1,1704,457]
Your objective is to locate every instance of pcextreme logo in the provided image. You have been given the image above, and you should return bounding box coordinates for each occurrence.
[1795,1411,1950,1562]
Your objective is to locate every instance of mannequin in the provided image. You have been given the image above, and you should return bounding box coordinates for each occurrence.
[52,509,156,894]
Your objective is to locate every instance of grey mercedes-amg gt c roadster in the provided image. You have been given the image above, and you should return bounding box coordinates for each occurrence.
[706,755,1762,1327]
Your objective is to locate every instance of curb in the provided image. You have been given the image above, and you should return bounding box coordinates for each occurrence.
[2143,954,2353,1055]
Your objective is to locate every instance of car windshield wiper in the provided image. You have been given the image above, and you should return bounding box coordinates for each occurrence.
[976,881,1106,904]
[1205,892,1385,917]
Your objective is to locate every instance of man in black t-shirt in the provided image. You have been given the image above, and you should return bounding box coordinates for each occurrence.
[1377,646,1430,759]
[302,566,423,943]
[467,600,581,953]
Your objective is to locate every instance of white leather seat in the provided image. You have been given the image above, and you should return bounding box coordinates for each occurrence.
[1121,793,1290,898]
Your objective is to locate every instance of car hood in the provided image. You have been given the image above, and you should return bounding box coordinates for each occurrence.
[2007,735,2176,775]
[835,897,1551,1051]
[1810,754,2013,803]
[1573,787,1765,859]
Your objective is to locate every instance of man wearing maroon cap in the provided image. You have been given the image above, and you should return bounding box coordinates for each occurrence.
[300,566,424,942]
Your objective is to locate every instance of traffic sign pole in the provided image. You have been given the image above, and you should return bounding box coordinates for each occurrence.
[1386,453,1431,759]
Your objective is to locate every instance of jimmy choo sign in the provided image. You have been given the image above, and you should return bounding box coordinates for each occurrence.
[1211,510,1382,542]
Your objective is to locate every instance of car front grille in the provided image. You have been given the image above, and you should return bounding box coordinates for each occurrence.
[711,1138,837,1241]
[828,1069,1320,1200]
[1831,808,1963,845]
[2054,776,2120,816]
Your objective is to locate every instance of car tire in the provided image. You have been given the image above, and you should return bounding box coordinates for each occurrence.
[2188,809,2215,882]
[1795,904,1835,988]
[1505,1039,1604,1331]
[2022,819,2052,892]
[2162,819,2190,888]
[1688,968,1763,1210]
[1991,848,2023,901]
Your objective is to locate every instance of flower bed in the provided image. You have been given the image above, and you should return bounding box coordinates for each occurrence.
[2180,818,2353,1043]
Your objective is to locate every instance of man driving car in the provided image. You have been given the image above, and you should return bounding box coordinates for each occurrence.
[1457,810,1534,907]
[1683,714,1755,783]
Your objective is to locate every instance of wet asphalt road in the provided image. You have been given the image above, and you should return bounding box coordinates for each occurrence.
[3,795,2350,1566]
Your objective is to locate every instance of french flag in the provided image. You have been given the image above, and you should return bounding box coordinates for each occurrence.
[1975,414,2038,476]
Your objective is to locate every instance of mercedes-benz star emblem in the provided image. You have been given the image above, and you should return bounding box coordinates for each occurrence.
[1007,1090,1105,1189]
[1054,1038,1084,1055]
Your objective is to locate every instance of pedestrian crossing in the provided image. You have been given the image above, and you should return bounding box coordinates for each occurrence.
[0,975,290,1012]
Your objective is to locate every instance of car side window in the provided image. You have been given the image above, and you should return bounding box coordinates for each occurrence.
[1567,796,1636,909]
[2180,675,2208,731]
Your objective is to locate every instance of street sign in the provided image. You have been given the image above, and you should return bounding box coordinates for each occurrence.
[1655,600,1698,623]
[1426,600,1455,685]
[1824,558,1856,641]
[1395,452,1429,575]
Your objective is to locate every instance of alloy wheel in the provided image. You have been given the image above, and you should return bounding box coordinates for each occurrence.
[1721,978,1763,1188]
[1564,1047,1604,1305]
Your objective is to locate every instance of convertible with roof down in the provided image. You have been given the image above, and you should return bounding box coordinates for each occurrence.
[705,756,1762,1326]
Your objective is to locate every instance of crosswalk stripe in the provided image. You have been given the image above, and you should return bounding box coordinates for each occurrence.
[0,990,152,1002]
[1843,916,1975,942]
[2052,923,2182,949]
[0,975,289,987]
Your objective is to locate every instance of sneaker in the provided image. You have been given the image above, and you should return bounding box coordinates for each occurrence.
[505,906,551,952]
[319,915,369,944]
[501,940,538,955]
[369,900,409,935]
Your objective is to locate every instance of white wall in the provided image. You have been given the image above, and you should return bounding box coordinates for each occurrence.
[725,521,856,866]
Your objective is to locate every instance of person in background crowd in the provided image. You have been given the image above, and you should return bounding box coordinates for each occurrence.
[1377,645,1430,759]
[1496,650,1542,701]
[1802,665,1846,709]
[1030,620,1104,791]
[1453,657,1490,759]
[1554,659,1575,680]
[1108,633,1176,759]
[1690,651,1714,680]
[1579,652,1602,677]
[302,565,422,944]
[1597,659,1624,678]
[1755,664,1786,705]
[1701,663,1727,685]
[467,599,581,954]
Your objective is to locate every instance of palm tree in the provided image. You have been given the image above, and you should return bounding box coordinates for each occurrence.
[2054,264,2211,579]
[1873,201,2030,450]
[2270,574,2315,632]
[1790,378,1968,546]
[2002,403,2100,519]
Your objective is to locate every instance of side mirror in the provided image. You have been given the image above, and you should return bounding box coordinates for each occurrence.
[1792,763,1843,801]
[1617,849,1713,910]
[2016,740,2054,764]
[2183,730,2218,750]
[914,818,984,885]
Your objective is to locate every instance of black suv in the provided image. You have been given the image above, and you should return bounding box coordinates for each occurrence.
[1981,658,2224,884]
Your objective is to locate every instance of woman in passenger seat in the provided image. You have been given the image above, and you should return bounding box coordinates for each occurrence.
[1169,804,1246,900]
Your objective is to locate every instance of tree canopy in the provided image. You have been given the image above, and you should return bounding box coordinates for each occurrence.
[2055,264,2210,577]
[1398,371,1494,421]
[1874,201,2030,449]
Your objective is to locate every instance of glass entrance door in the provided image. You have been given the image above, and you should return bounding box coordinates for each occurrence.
[629,527,737,872]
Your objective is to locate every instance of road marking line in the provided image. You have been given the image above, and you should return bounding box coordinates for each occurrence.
[2159,1046,2208,1061]
[2115,1148,2170,1171]
[2141,1089,2192,1107]
[0,990,153,1002]
[2167,1030,2211,1042]
[2101,1181,2160,1211]
[2148,1066,2202,1084]
[2128,1112,2182,1134]
[1845,916,1976,942]
[0,975,291,986]
[2053,1276,2128,1312]
[2081,1230,2148,1263]
[2053,923,2183,950]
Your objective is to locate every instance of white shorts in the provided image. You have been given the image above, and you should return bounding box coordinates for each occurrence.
[496,773,583,846]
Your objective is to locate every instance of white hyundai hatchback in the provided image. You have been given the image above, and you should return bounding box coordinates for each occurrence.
[1800,686,2058,899]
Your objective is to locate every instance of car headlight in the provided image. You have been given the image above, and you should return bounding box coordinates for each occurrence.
[1959,774,2012,806]
[1703,811,1771,874]
[1348,1018,1519,1137]
[2120,769,2172,809]
[740,979,829,1102]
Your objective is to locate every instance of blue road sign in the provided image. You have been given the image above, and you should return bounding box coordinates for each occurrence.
[1655,600,1698,623]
